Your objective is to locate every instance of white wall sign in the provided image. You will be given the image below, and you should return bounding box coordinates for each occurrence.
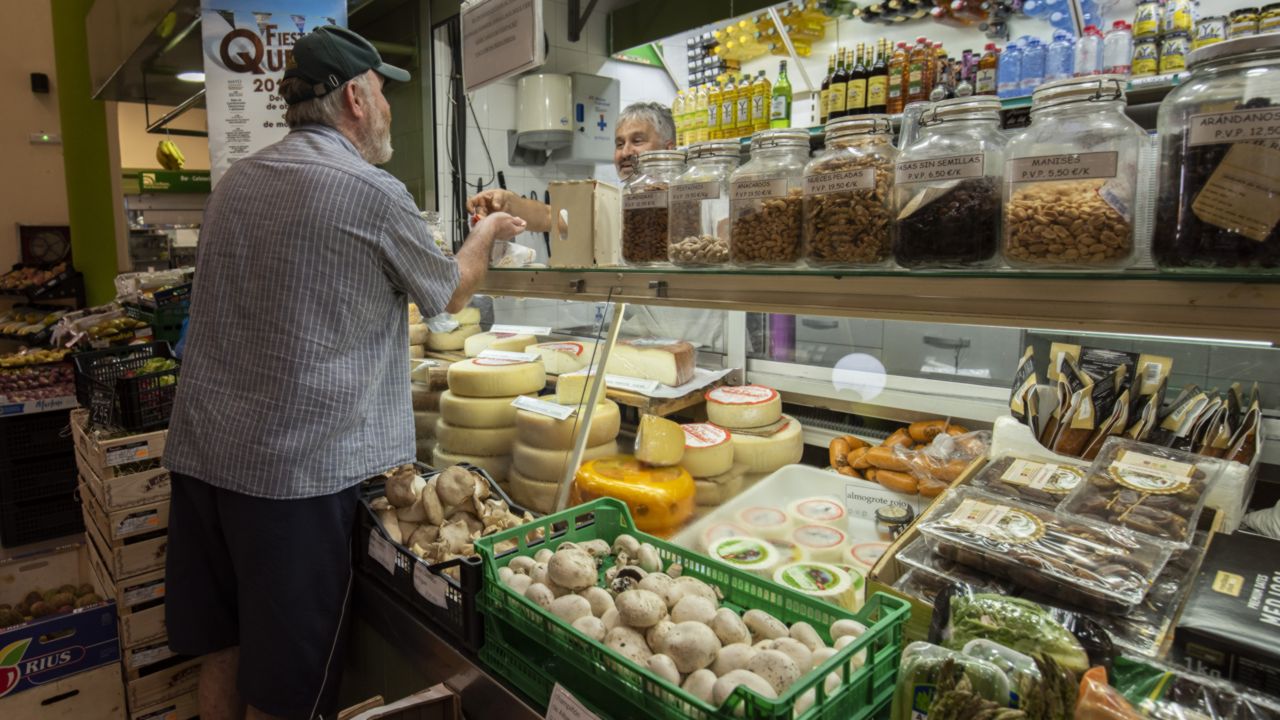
[460,0,545,93]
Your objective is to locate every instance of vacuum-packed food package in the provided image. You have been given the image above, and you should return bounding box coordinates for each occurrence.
[967,454,1088,509]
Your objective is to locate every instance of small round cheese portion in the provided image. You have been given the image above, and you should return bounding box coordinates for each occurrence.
[707,536,780,578]
[787,497,847,529]
[438,390,524,429]
[772,562,859,611]
[700,522,746,552]
[680,423,734,478]
[512,440,621,484]
[447,357,546,398]
[514,400,621,450]
[731,415,804,474]
[525,341,598,375]
[431,445,511,481]
[464,331,538,358]
[426,324,482,351]
[734,506,792,540]
[435,419,518,456]
[790,524,847,564]
[635,415,685,467]
[705,385,782,429]
[846,542,890,575]
[508,467,561,514]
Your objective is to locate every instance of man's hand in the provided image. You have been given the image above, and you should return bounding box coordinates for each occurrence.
[466,189,518,219]
[466,189,553,233]
[477,211,527,241]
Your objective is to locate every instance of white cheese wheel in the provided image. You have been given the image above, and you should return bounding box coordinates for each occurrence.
[512,440,621,483]
[772,562,859,611]
[409,345,425,359]
[635,414,685,467]
[787,497,848,529]
[604,338,697,387]
[705,385,782,429]
[694,468,745,506]
[435,419,518,456]
[700,522,746,553]
[734,506,792,541]
[408,303,422,324]
[413,411,439,437]
[426,324,482,351]
[514,400,620,450]
[553,371,610,406]
[447,357,546,398]
[408,323,429,345]
[431,445,510,481]
[508,467,560,514]
[680,423,734,478]
[707,536,780,578]
[790,525,848,564]
[464,332,538,358]
[731,415,804,474]
[525,341,599,375]
[438,390,525,428]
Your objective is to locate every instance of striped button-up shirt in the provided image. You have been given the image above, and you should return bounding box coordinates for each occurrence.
[165,124,459,499]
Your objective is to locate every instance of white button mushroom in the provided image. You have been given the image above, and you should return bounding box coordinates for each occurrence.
[664,622,723,674]
[788,621,825,652]
[579,586,615,618]
[682,669,717,704]
[572,615,607,642]
[747,649,802,695]
[768,638,812,677]
[646,620,676,655]
[670,595,717,625]
[547,547,597,592]
[615,589,669,629]
[604,626,653,664]
[710,608,751,646]
[647,653,682,686]
[549,594,593,624]
[743,609,788,644]
[523,582,555,609]
[712,669,777,705]
[711,643,758,677]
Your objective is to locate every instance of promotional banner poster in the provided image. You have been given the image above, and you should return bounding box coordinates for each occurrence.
[201,1,347,184]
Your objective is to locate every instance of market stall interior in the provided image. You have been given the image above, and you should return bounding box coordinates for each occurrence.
[3,0,1280,718]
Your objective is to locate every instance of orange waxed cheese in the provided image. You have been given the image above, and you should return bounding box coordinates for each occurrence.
[572,455,695,534]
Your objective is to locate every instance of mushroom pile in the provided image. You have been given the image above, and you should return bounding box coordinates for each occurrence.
[499,533,871,713]
[372,465,538,565]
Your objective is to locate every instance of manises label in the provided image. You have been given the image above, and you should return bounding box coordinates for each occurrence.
[895,153,984,184]
[1008,151,1118,183]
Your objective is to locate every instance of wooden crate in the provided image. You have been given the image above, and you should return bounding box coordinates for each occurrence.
[0,662,126,719]
[80,477,170,542]
[77,446,171,512]
[124,637,178,675]
[86,533,168,649]
[129,689,198,720]
[83,487,168,581]
[126,656,201,710]
[70,408,167,481]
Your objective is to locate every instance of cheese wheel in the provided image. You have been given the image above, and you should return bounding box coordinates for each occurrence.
[635,415,685,467]
[410,360,449,389]
[731,415,804,474]
[787,497,848,529]
[413,411,439,437]
[846,542,890,575]
[409,345,425,359]
[772,562,859,611]
[790,525,847,563]
[707,536,780,578]
[554,371,609,406]
[680,423,734,478]
[408,303,422,324]
[447,357,546,398]
[514,400,620,450]
[605,338,697,387]
[768,538,810,564]
[412,387,442,412]
[408,323,429,345]
[435,419,518,456]
[525,341,598,374]
[512,440,621,483]
[508,467,560,514]
[705,385,782,429]
[451,307,481,325]
[426,324,482,351]
[694,469,745,505]
[464,332,538,358]
[735,506,792,540]
[439,390,524,428]
[571,456,695,534]
[430,445,511,481]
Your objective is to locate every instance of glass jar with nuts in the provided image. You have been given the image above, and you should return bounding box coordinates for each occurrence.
[894,97,1007,268]
[1003,76,1148,269]
[668,140,740,267]
[802,115,897,268]
[728,129,810,267]
[622,150,686,265]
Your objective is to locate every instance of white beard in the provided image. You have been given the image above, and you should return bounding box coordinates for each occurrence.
[356,108,393,165]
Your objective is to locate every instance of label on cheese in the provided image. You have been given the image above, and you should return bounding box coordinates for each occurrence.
[706,385,782,429]
[682,423,730,448]
[511,395,576,420]
[681,423,734,478]
[490,324,552,335]
[478,350,540,363]
[789,497,847,525]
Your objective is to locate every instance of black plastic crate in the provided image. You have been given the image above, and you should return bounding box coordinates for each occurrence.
[73,342,179,431]
[0,408,72,461]
[355,463,535,653]
[0,451,76,504]
[0,492,83,547]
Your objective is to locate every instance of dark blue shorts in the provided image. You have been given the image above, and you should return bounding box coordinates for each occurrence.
[165,472,361,719]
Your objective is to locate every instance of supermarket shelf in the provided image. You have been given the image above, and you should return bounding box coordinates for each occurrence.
[0,395,78,417]
[481,268,1280,345]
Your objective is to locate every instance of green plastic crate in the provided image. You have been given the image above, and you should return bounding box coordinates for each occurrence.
[474,498,910,720]
[123,303,187,344]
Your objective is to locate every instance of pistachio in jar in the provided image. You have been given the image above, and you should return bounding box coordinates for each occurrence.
[802,115,897,267]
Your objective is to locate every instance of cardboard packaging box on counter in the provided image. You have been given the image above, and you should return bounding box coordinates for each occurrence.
[547,180,620,267]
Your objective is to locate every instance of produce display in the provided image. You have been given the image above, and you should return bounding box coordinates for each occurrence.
[0,305,66,338]
[0,360,74,401]
[0,347,70,368]
[0,262,69,292]
[0,583,104,627]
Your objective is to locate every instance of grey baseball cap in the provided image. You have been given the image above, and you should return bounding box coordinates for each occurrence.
[283,25,409,104]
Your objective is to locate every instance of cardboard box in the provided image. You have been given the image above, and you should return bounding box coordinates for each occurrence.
[340,684,461,720]
[128,688,196,720]
[0,543,120,698]
[547,180,620,267]
[1174,531,1280,696]
[0,662,125,718]
[79,478,169,542]
[70,409,167,481]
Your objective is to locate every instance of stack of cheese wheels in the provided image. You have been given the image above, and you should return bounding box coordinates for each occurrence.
[508,399,622,513]
[408,303,426,359]
[434,356,546,489]
[464,331,537,357]
[425,306,482,352]
[705,384,804,477]
[681,423,745,513]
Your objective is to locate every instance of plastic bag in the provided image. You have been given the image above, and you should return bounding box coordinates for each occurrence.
[1075,666,1143,720]
[891,642,1012,720]
[893,429,992,497]
[1110,657,1280,720]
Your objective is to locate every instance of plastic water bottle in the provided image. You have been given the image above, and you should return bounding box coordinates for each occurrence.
[1049,10,1075,32]
[1074,25,1105,76]
[1103,20,1134,76]
[1081,0,1101,28]
[1022,0,1050,16]
[1020,38,1046,94]
[997,39,1023,99]
[1045,29,1075,82]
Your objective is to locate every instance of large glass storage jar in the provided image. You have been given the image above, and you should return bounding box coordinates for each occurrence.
[668,140,739,267]
[1003,76,1146,269]
[727,129,809,267]
[893,97,1006,268]
[802,115,897,267]
[621,150,685,265]
[1153,35,1280,271]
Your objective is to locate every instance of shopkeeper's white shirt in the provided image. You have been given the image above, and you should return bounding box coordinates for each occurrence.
[164,124,459,499]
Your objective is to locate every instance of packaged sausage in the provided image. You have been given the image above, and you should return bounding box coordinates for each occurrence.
[1060,437,1214,546]
[968,454,1088,509]
[917,488,1171,613]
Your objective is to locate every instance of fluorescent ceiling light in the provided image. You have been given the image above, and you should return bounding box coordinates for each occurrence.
[1035,329,1274,349]
[176,71,205,83]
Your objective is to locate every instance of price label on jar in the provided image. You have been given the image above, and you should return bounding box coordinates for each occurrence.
[623,190,668,210]
[731,177,790,200]
[1007,151,1118,183]
[1190,143,1280,242]
[895,154,984,184]
[671,181,721,202]
[804,168,875,195]
[1188,108,1280,147]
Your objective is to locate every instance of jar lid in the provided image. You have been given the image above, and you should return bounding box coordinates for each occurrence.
[687,140,741,159]
[1264,2,1280,10]
[1231,7,1259,15]
[637,149,686,165]
[749,128,810,150]
[1187,31,1280,66]
[1030,74,1126,110]
[919,96,1001,125]
[824,114,893,137]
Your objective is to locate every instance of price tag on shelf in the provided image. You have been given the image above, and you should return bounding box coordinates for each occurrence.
[512,395,576,420]
[413,563,449,609]
[367,531,396,575]
[605,375,660,394]
[478,350,540,363]
[546,683,601,720]
[490,324,552,336]
[105,441,151,467]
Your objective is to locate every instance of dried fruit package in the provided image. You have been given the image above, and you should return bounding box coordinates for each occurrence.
[968,455,1089,509]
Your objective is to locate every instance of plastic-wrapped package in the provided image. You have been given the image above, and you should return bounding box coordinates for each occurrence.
[1076,666,1144,719]
[894,536,1015,594]
[967,454,1088,509]
[891,642,1011,720]
[935,591,1093,676]
[1111,656,1280,720]
[918,488,1171,613]
[894,430,991,497]
[961,639,1040,704]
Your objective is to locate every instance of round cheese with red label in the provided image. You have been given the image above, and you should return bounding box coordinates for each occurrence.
[734,505,792,540]
[525,341,597,374]
[705,384,782,429]
[447,357,546,398]
[680,423,734,478]
[787,497,847,529]
[790,524,847,563]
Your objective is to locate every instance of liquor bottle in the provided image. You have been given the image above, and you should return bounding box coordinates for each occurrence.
[769,61,792,128]
[751,70,771,133]
[828,49,849,119]
[720,76,738,138]
[867,39,889,113]
[819,54,835,124]
[706,81,722,139]
[846,43,869,115]
[976,42,999,95]
[886,41,908,113]
[906,37,928,104]
[926,42,944,101]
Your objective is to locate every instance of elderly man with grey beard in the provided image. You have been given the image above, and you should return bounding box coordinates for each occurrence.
[161,26,525,720]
